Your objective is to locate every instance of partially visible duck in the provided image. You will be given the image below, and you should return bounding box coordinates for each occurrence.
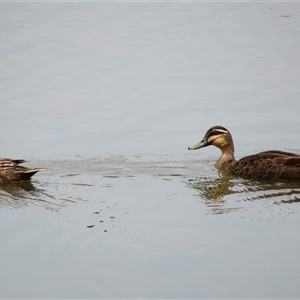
[0,158,46,183]
[188,125,300,180]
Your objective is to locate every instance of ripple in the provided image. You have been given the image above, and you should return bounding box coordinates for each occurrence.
[187,173,300,218]
[1,155,299,220]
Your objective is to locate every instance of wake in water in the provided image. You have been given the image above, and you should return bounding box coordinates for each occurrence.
[1,154,299,219]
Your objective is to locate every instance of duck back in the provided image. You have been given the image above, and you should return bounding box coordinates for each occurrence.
[229,150,300,180]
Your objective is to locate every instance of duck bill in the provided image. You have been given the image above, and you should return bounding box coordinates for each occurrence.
[188,138,209,150]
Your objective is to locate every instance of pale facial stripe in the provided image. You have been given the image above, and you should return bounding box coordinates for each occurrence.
[207,129,229,143]
[210,129,228,135]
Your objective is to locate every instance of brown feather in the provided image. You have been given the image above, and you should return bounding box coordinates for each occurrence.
[0,158,45,183]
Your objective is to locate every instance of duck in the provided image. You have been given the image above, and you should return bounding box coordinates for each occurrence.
[0,158,46,183]
[188,125,300,180]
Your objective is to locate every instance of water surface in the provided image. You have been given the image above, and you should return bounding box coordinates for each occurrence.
[0,2,300,299]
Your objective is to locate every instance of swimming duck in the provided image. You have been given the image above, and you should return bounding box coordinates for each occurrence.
[188,126,300,180]
[0,158,46,183]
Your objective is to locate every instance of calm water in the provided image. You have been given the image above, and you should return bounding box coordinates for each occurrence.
[0,2,300,299]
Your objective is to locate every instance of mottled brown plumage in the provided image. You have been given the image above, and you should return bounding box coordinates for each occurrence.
[188,126,300,180]
[0,158,46,183]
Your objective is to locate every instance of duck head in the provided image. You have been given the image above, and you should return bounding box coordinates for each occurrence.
[188,125,234,152]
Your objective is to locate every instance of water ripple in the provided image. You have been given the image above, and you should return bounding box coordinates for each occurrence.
[187,173,300,217]
[1,155,299,219]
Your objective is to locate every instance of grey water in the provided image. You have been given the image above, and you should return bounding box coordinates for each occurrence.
[0,2,300,299]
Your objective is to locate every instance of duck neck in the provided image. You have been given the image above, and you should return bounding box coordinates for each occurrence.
[216,145,235,170]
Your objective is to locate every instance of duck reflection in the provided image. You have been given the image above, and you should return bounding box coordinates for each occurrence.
[0,180,54,209]
[188,173,300,214]
[1,179,37,194]
[188,174,233,201]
